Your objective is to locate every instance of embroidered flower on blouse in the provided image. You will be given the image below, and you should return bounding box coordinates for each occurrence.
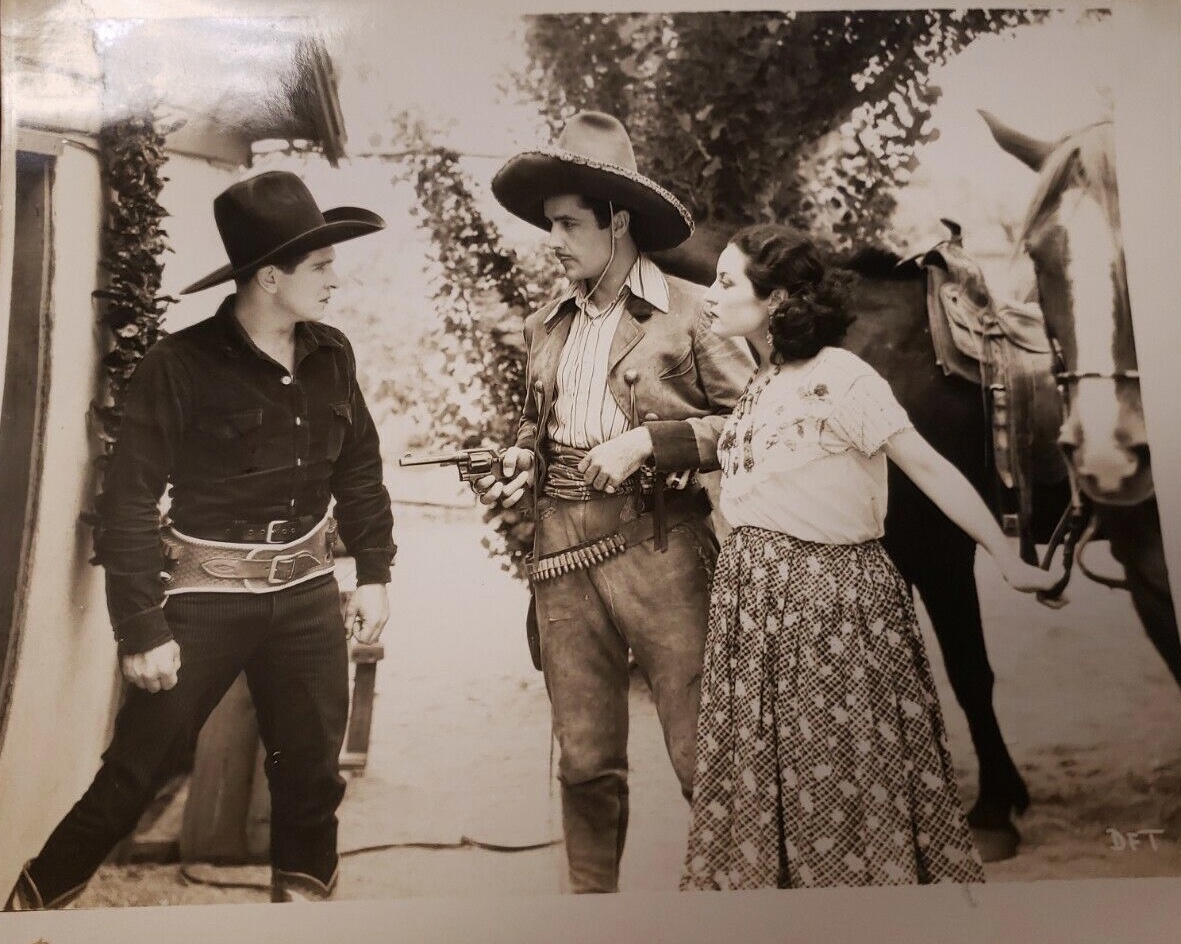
[800,382,830,400]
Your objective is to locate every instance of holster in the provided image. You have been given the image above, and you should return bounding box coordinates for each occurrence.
[525,596,542,672]
[160,515,338,595]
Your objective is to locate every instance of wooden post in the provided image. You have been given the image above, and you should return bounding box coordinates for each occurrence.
[340,642,384,771]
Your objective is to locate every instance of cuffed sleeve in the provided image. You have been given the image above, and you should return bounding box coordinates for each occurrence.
[646,419,703,470]
[353,548,396,586]
[111,599,173,657]
[97,343,187,651]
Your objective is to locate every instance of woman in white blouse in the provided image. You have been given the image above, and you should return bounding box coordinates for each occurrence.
[681,223,1059,891]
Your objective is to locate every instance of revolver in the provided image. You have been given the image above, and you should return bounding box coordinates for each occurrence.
[399,447,507,487]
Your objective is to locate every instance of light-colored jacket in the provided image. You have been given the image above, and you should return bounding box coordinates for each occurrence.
[515,272,754,486]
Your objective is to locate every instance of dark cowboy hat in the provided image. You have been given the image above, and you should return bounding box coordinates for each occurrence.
[180,171,386,294]
[491,111,693,253]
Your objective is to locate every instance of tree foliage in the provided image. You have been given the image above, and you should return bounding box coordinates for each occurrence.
[391,113,555,579]
[398,10,1048,576]
[518,10,1046,248]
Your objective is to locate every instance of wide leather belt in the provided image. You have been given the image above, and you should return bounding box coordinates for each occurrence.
[527,488,711,583]
[160,515,337,595]
[196,514,323,544]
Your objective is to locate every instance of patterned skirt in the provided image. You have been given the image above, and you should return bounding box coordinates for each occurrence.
[681,526,985,890]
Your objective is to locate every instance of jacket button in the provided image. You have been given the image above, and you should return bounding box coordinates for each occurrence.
[623,369,639,384]
[281,375,293,386]
[644,412,659,421]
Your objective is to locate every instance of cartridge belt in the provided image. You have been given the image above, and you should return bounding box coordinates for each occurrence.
[527,488,710,583]
[160,515,337,595]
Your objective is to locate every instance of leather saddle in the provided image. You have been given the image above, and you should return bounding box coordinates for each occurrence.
[912,220,1067,549]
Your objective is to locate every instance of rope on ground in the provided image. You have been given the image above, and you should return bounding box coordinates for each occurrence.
[179,836,563,891]
[341,836,563,856]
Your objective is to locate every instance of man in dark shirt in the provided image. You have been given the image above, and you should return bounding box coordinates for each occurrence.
[4,171,395,910]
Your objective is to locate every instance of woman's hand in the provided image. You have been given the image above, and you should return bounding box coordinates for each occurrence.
[996,552,1067,596]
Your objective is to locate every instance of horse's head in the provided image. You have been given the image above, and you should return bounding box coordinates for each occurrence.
[981,110,1151,506]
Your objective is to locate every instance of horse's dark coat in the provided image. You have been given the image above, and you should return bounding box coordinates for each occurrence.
[839,249,1036,832]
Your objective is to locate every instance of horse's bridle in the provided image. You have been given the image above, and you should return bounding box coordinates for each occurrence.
[1054,368,1140,383]
[1036,336,1136,601]
[1046,335,1140,406]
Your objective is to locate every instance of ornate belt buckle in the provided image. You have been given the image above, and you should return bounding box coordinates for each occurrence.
[243,548,318,592]
[267,552,300,584]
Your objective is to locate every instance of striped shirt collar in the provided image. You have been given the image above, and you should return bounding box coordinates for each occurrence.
[545,254,670,324]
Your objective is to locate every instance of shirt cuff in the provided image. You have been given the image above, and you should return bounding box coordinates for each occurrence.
[645,420,701,471]
[114,605,174,657]
[354,548,395,586]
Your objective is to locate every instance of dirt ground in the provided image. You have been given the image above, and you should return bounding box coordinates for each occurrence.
[69,492,1181,909]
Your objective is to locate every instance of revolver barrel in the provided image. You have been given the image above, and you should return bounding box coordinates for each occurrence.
[398,451,465,468]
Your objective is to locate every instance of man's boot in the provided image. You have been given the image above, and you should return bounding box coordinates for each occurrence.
[3,862,89,912]
[271,866,338,903]
[3,864,45,912]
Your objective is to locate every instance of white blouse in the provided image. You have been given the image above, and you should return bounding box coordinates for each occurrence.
[718,346,913,544]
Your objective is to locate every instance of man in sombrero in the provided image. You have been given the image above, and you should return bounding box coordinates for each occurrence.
[479,111,753,893]
[5,171,395,909]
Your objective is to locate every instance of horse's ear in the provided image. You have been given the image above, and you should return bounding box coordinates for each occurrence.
[979,109,1054,172]
[917,250,949,272]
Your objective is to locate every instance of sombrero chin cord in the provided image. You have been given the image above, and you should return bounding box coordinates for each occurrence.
[584,200,618,306]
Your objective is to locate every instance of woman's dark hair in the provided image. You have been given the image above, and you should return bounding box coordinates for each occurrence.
[730,223,855,363]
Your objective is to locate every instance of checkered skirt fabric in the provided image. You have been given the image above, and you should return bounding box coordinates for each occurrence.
[681,526,985,890]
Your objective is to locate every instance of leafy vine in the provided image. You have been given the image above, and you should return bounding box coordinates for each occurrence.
[392,114,554,580]
[86,117,176,550]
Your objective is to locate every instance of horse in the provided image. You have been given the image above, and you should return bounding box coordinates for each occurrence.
[981,111,1181,691]
[652,222,1070,862]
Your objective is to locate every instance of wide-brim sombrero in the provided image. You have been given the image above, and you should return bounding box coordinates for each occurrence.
[180,172,386,294]
[492,112,693,253]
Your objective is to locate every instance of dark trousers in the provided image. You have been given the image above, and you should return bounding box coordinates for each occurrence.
[534,492,716,893]
[24,574,349,906]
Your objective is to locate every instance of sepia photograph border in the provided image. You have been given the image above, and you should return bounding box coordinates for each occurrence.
[2,0,1180,941]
